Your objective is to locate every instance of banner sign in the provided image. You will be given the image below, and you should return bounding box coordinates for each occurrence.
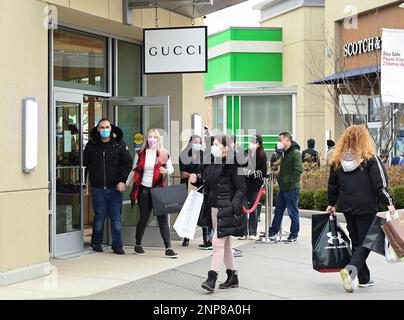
[144,26,207,74]
[381,28,404,103]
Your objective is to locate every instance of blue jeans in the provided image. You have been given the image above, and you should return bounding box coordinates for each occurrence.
[270,188,300,237]
[91,187,123,249]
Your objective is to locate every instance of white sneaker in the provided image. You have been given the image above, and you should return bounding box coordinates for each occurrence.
[248,235,259,240]
[340,268,357,293]
[358,280,375,288]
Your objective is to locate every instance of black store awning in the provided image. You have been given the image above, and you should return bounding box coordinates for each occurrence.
[309,64,381,85]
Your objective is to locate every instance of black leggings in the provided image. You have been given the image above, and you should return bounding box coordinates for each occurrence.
[136,185,171,248]
[344,213,375,284]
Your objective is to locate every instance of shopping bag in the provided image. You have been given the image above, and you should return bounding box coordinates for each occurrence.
[312,214,352,273]
[150,183,188,216]
[362,215,386,256]
[383,211,402,263]
[381,211,404,258]
[173,187,204,239]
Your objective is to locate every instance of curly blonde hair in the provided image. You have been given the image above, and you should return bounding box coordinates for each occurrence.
[330,125,376,167]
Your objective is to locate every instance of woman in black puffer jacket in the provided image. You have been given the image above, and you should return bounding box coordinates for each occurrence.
[190,135,246,293]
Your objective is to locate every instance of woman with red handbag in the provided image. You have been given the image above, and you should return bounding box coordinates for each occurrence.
[129,128,178,258]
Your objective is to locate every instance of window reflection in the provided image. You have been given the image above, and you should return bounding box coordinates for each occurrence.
[54,27,107,92]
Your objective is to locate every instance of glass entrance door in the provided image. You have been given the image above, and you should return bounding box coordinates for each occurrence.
[52,91,84,257]
[104,96,170,247]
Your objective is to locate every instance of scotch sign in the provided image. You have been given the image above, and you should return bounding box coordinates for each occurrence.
[344,36,382,57]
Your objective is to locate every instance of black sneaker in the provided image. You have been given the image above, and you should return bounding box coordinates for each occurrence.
[198,241,213,250]
[284,235,298,243]
[134,245,146,256]
[259,232,276,240]
[182,238,189,247]
[165,248,178,258]
[91,243,103,252]
[113,247,125,255]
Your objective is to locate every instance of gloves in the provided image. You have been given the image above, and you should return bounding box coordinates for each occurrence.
[242,168,263,179]
[254,170,263,179]
[242,167,252,177]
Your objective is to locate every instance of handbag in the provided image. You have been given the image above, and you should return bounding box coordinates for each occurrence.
[381,211,404,258]
[312,214,352,273]
[150,183,188,216]
[173,186,204,239]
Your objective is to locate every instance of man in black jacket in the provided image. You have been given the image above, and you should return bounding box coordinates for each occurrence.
[84,118,133,254]
[301,138,320,168]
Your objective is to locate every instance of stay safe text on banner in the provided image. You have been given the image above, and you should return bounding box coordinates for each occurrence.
[381,28,404,103]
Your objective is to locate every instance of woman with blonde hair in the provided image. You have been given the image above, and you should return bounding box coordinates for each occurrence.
[129,128,178,258]
[326,125,395,293]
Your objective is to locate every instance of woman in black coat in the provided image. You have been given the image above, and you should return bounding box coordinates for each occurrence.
[240,135,267,240]
[190,135,246,293]
[326,125,395,293]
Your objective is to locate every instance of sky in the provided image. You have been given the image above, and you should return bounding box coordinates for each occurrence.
[204,0,264,35]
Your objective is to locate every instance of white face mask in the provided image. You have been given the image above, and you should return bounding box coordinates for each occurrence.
[192,143,202,151]
[277,142,284,150]
[211,145,221,157]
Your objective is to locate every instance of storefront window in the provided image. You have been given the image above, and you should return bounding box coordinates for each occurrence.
[54,27,108,92]
[368,97,381,122]
[212,96,224,132]
[241,95,292,135]
[117,40,141,96]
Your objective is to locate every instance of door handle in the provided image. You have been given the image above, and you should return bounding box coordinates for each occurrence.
[81,166,86,186]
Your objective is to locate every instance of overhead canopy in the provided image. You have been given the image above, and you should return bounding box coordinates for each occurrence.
[127,0,248,18]
[309,64,381,85]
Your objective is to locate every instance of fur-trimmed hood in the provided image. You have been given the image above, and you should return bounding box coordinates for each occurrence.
[89,124,124,143]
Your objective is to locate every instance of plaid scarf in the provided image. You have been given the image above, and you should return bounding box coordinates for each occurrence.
[129,149,169,207]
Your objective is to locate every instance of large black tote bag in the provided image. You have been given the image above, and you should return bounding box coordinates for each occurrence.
[151,183,188,216]
[312,214,352,273]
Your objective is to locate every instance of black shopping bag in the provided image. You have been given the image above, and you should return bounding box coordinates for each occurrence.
[151,183,188,216]
[312,214,352,273]
[362,215,386,256]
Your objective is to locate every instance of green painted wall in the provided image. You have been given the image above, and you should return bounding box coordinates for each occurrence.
[209,28,282,48]
[205,53,283,91]
[242,135,278,151]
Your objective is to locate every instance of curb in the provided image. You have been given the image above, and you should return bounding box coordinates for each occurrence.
[260,207,404,224]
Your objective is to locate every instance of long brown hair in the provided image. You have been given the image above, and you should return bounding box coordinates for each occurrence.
[330,125,376,167]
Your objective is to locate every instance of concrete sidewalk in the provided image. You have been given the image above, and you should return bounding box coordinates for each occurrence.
[1,218,404,300]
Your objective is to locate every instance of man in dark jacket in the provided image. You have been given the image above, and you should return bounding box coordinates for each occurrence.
[302,138,320,168]
[269,132,303,242]
[84,118,133,254]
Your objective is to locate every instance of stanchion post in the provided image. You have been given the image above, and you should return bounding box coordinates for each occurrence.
[268,173,273,237]
[256,174,274,244]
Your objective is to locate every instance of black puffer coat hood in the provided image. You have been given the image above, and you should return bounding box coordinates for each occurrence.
[285,141,301,154]
[89,124,124,143]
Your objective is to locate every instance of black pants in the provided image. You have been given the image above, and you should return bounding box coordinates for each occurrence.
[343,213,375,284]
[136,185,171,249]
[243,189,259,236]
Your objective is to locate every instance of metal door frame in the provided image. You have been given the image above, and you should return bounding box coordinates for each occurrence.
[103,96,172,247]
[50,90,85,257]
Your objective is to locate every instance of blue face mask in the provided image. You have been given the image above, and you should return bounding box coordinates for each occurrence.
[211,145,221,158]
[100,129,111,138]
[192,144,202,151]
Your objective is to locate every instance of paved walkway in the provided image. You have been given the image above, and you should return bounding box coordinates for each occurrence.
[1,218,404,300]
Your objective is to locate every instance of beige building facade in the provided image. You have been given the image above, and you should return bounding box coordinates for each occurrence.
[0,0,242,285]
[323,0,404,147]
[255,0,327,157]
